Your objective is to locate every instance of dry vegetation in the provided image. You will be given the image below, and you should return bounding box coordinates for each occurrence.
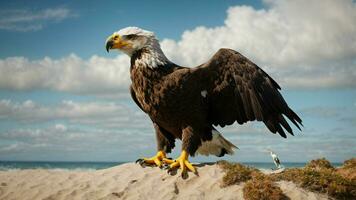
[219,158,356,200]
[342,158,356,169]
[337,158,356,181]
[219,161,288,200]
[243,173,289,200]
[305,157,334,170]
[218,160,259,187]
[272,158,356,200]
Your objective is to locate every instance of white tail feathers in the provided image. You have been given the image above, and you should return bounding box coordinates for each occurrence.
[196,130,238,157]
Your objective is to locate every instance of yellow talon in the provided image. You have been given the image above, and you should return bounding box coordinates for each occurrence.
[162,158,175,164]
[170,161,180,169]
[136,151,166,167]
[167,150,197,176]
[184,160,196,173]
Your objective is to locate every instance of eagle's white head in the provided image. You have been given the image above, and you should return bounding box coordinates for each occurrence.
[105,27,169,68]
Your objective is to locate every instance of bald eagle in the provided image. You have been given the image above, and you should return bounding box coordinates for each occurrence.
[105,27,302,176]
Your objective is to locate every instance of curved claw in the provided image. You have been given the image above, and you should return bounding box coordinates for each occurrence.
[135,151,166,168]
[135,158,148,167]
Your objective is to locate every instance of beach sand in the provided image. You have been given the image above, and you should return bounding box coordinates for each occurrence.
[0,163,329,200]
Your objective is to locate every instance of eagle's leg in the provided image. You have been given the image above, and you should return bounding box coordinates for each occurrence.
[136,123,175,168]
[166,127,198,177]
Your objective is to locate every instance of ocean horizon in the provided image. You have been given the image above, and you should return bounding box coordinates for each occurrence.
[0,160,343,171]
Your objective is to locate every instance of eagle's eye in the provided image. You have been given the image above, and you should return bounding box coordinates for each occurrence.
[113,35,119,39]
[126,34,137,40]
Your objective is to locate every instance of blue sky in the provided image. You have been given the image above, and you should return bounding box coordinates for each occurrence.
[0,0,355,163]
[0,0,261,59]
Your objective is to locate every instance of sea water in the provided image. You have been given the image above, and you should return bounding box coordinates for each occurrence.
[0,161,124,171]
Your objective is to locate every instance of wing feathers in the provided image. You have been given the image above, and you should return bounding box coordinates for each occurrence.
[278,115,293,135]
[200,48,302,137]
[286,109,303,131]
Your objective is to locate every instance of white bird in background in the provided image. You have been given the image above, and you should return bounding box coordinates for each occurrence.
[268,149,282,169]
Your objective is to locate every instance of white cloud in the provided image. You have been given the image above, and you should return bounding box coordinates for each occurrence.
[1,0,355,162]
[0,143,24,153]
[1,113,354,162]
[54,123,67,132]
[161,0,356,89]
[0,98,151,134]
[0,54,131,97]
[0,98,354,162]
[0,0,355,94]
[0,124,156,161]
[0,8,75,31]
[0,99,129,121]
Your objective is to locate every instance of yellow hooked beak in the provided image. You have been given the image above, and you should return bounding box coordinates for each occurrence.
[105,34,131,52]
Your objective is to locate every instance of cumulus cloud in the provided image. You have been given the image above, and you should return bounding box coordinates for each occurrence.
[0,0,355,95]
[0,124,156,161]
[0,54,131,97]
[0,143,26,154]
[161,0,356,89]
[0,99,140,123]
[0,7,75,31]
[0,98,354,162]
[0,98,153,140]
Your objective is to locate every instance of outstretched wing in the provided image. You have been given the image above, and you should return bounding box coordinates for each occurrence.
[197,48,302,138]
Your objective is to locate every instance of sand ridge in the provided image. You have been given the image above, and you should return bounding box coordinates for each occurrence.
[0,163,328,200]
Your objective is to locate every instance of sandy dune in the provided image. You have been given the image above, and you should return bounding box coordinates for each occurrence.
[0,163,329,200]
